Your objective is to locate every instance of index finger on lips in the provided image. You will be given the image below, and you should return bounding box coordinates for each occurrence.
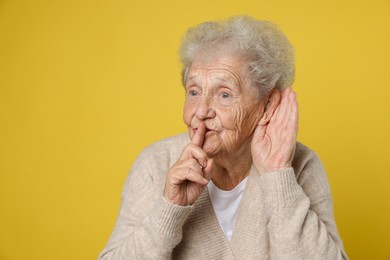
[191,121,206,147]
[180,121,207,167]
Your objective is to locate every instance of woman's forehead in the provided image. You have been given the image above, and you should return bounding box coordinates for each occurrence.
[188,57,247,83]
[186,68,242,89]
[188,69,235,81]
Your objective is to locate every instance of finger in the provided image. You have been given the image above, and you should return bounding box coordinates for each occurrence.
[272,87,292,126]
[202,158,214,181]
[287,90,299,134]
[172,166,208,185]
[191,146,208,168]
[187,158,208,172]
[181,143,208,167]
[279,90,298,146]
[191,121,206,147]
[174,158,206,175]
[281,89,296,127]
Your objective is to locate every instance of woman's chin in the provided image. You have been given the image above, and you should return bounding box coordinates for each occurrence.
[202,140,221,157]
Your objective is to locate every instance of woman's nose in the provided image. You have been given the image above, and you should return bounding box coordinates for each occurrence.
[195,96,215,120]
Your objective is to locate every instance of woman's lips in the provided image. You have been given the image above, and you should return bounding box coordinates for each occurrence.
[193,127,215,135]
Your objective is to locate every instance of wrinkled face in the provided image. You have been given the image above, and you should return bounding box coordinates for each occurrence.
[183,52,266,156]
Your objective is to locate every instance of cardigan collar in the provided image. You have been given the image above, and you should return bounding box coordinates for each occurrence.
[185,165,269,259]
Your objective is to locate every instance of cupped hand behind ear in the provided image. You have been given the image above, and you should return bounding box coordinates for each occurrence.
[251,87,298,175]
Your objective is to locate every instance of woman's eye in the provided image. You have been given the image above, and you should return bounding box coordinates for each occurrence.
[189,90,198,96]
[221,92,230,98]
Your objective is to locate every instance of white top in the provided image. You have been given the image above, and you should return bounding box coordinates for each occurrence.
[207,177,248,241]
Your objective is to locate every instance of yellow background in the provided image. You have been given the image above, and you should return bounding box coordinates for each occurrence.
[1,0,389,259]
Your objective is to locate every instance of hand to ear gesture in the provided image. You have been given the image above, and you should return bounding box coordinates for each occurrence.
[251,87,298,175]
[164,122,214,206]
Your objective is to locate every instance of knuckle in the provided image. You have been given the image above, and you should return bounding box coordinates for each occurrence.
[187,143,197,150]
[187,158,197,165]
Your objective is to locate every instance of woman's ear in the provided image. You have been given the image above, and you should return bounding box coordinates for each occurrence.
[258,89,281,126]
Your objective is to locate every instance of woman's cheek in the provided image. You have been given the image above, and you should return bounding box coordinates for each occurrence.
[219,100,246,150]
[183,101,195,126]
[245,99,265,132]
[229,100,246,134]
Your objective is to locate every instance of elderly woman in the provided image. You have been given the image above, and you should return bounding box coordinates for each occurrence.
[99,16,348,259]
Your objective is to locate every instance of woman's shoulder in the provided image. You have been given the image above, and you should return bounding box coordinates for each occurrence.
[293,142,331,196]
[294,142,322,164]
[135,133,190,166]
[143,133,189,153]
[293,142,326,179]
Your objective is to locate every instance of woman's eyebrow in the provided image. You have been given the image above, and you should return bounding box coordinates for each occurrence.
[186,73,239,89]
[214,75,240,90]
[185,76,199,87]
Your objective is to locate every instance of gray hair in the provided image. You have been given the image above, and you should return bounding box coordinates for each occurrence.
[179,16,295,95]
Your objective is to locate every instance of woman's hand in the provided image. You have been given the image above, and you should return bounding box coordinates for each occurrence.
[251,87,298,175]
[164,122,214,206]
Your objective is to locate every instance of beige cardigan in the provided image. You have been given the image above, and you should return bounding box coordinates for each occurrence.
[99,134,348,259]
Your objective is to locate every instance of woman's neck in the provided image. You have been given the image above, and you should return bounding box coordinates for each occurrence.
[211,141,253,191]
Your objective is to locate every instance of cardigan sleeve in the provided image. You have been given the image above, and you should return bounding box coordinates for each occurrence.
[98,141,192,260]
[258,144,348,260]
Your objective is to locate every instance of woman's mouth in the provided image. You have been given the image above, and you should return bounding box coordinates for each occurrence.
[193,127,215,135]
